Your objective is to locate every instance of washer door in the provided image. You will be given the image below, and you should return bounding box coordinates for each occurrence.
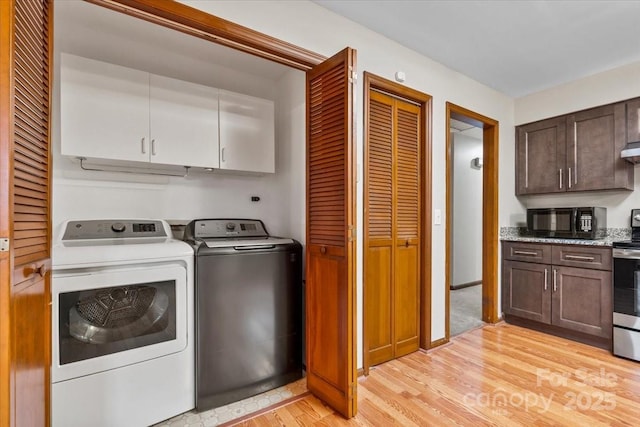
[52,263,188,383]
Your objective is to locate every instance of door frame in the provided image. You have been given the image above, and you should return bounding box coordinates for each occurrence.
[445,103,499,340]
[363,73,432,374]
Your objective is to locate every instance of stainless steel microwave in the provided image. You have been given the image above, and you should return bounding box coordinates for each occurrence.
[526,207,607,239]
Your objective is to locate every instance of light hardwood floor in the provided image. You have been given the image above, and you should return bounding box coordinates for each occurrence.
[232,323,640,426]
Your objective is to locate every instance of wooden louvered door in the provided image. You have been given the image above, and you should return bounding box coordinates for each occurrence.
[0,0,53,426]
[306,47,357,419]
[365,90,421,367]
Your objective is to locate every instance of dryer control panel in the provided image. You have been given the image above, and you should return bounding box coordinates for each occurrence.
[62,220,167,240]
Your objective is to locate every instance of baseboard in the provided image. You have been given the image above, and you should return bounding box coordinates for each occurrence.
[450,280,481,290]
[429,337,449,349]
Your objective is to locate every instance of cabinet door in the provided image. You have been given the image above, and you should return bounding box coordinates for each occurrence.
[502,260,551,324]
[567,103,632,191]
[627,98,640,143]
[516,117,566,195]
[219,90,275,173]
[552,266,612,338]
[60,53,150,162]
[149,74,219,168]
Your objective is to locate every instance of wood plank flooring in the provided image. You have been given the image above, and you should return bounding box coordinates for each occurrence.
[232,323,640,426]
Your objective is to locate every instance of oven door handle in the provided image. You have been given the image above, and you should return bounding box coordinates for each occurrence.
[613,249,640,259]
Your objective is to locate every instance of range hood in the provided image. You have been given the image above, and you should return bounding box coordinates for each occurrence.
[621,141,640,164]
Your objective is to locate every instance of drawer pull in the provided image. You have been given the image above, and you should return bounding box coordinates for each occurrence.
[565,254,595,262]
[513,250,538,256]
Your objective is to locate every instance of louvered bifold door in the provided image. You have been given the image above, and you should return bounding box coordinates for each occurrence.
[393,100,421,358]
[0,0,53,426]
[365,91,420,367]
[365,91,394,366]
[306,47,357,419]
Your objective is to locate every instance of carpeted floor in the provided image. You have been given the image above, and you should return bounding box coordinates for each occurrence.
[450,284,484,336]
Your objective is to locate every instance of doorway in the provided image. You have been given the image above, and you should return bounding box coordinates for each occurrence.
[445,103,499,340]
[449,119,484,336]
[363,73,432,373]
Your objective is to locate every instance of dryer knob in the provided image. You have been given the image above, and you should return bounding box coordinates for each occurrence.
[226,222,236,231]
[111,222,126,232]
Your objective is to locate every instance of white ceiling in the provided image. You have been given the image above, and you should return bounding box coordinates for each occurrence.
[313,0,640,98]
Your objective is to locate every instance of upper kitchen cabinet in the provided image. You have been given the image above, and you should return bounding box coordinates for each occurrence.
[219,90,275,173]
[566,103,631,192]
[516,116,566,195]
[627,98,640,144]
[516,101,633,195]
[61,53,219,169]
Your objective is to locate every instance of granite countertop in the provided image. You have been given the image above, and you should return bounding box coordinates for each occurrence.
[499,227,630,247]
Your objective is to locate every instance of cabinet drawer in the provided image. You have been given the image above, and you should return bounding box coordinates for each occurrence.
[551,245,612,271]
[502,242,551,264]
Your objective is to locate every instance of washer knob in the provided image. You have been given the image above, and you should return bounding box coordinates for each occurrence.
[226,222,236,231]
[634,214,640,222]
[111,222,126,232]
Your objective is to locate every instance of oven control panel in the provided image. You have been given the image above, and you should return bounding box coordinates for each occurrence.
[62,220,167,240]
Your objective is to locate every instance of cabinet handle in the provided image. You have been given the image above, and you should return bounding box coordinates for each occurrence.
[524,133,529,189]
[151,139,156,156]
[553,269,557,292]
[573,122,578,185]
[568,167,572,189]
[405,239,410,248]
[544,269,548,291]
[559,169,563,189]
[221,147,226,163]
[141,137,146,154]
[513,250,537,256]
[565,254,595,262]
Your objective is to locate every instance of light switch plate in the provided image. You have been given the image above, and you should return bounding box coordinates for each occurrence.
[434,209,442,225]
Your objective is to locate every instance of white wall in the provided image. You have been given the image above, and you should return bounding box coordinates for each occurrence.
[179,0,516,353]
[513,60,640,228]
[274,69,307,244]
[452,133,483,286]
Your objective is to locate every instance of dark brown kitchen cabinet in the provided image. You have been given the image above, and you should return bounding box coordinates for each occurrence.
[502,241,612,348]
[516,117,566,195]
[502,260,551,323]
[627,98,640,143]
[567,103,631,192]
[516,100,634,195]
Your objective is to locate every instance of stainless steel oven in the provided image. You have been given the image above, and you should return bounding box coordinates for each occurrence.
[612,248,640,360]
[612,209,640,362]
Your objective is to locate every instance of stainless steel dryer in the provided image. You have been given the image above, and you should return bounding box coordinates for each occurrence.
[183,219,303,410]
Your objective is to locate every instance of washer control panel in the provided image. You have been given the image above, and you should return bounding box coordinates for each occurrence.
[193,219,267,239]
[62,220,167,240]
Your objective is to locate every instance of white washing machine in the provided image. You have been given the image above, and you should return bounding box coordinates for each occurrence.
[51,219,194,427]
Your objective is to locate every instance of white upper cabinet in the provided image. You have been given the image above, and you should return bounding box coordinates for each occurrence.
[219,90,275,173]
[61,53,276,173]
[61,53,219,169]
[149,74,219,168]
[60,53,150,163]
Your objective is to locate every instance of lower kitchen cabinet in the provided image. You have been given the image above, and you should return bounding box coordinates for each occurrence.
[502,241,612,348]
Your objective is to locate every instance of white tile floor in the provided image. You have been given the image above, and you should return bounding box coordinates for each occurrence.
[154,378,307,427]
